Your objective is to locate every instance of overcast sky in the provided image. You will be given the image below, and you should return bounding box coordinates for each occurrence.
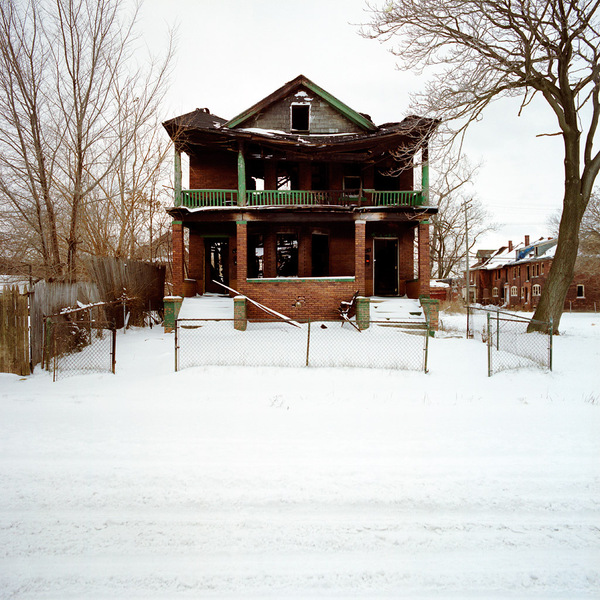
[140,0,566,250]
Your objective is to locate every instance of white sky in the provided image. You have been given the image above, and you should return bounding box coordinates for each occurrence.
[140,0,566,250]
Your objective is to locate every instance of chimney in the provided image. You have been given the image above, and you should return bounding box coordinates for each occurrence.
[508,240,513,252]
[524,235,530,246]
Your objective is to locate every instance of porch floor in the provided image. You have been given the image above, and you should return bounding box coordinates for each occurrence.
[177,293,426,323]
[178,294,233,320]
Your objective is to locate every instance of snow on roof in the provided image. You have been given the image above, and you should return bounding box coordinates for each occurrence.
[473,237,557,270]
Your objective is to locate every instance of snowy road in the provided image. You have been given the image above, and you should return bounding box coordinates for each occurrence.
[1,313,599,597]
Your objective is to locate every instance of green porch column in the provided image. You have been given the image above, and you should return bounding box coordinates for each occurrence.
[237,145,246,206]
[174,148,182,207]
[421,143,429,206]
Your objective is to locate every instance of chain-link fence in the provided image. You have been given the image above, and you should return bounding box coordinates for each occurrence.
[175,318,430,372]
[485,310,552,376]
[44,320,116,381]
[440,306,553,376]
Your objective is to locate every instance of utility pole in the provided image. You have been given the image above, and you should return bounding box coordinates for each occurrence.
[464,199,472,338]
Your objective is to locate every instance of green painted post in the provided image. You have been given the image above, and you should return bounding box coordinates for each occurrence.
[163,296,183,333]
[174,149,182,207]
[237,148,246,206]
[421,144,429,206]
[234,296,247,331]
[356,296,370,330]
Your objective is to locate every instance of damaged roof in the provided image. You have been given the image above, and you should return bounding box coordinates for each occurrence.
[162,75,439,160]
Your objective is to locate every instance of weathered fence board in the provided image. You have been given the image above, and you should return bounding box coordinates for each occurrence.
[0,286,30,376]
[29,281,101,367]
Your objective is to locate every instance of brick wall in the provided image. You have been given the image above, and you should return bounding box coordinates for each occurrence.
[172,222,184,297]
[418,222,430,297]
[189,149,237,189]
[241,278,358,321]
[354,221,366,296]
[188,231,204,293]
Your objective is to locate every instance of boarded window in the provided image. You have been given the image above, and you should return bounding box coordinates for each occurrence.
[291,104,310,132]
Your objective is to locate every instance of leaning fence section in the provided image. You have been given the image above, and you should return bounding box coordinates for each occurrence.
[175,319,429,372]
[485,310,552,376]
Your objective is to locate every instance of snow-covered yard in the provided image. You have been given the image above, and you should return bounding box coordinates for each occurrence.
[0,311,599,598]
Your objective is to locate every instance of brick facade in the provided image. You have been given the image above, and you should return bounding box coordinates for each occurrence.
[172,222,185,297]
[472,236,600,311]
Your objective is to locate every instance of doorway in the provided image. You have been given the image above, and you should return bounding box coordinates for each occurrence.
[205,238,229,293]
[374,238,399,296]
[311,233,329,276]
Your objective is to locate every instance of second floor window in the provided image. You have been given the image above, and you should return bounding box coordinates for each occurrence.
[291,104,310,132]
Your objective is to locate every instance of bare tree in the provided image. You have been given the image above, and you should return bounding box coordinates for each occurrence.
[364,0,600,332]
[0,0,174,281]
[0,0,62,278]
[429,154,495,279]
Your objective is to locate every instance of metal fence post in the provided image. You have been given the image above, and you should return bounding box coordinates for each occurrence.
[174,319,179,372]
[111,328,117,374]
[549,316,553,371]
[487,311,492,377]
[306,318,311,367]
[424,325,429,373]
[496,308,500,350]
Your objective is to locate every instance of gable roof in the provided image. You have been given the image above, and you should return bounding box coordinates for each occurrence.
[224,74,377,132]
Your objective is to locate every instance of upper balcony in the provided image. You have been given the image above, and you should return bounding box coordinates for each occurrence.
[177,189,426,209]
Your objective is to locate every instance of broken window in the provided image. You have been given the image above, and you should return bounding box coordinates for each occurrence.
[248,235,264,278]
[276,234,298,277]
[291,104,310,132]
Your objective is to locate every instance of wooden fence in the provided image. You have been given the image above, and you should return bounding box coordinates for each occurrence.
[0,286,30,376]
[29,281,101,367]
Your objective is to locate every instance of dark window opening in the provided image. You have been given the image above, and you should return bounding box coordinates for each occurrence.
[311,233,329,276]
[291,104,310,132]
[248,235,264,278]
[577,284,585,298]
[343,175,361,198]
[205,239,229,293]
[276,234,298,277]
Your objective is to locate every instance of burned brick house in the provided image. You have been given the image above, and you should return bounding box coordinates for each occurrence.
[163,75,439,320]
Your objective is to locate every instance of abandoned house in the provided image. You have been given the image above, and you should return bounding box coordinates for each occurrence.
[163,75,439,320]
[470,235,600,311]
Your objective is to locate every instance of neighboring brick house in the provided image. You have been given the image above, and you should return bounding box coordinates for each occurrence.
[470,235,600,311]
[162,75,439,320]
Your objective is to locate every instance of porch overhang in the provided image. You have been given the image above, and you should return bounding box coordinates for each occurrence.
[167,204,437,225]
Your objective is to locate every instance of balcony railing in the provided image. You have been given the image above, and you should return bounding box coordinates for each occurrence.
[179,189,425,208]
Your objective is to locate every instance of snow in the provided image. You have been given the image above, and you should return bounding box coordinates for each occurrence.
[0,310,599,598]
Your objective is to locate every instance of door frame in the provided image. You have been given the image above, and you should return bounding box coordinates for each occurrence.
[373,236,399,296]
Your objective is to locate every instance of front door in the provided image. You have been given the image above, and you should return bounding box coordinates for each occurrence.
[205,239,229,293]
[374,238,399,296]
